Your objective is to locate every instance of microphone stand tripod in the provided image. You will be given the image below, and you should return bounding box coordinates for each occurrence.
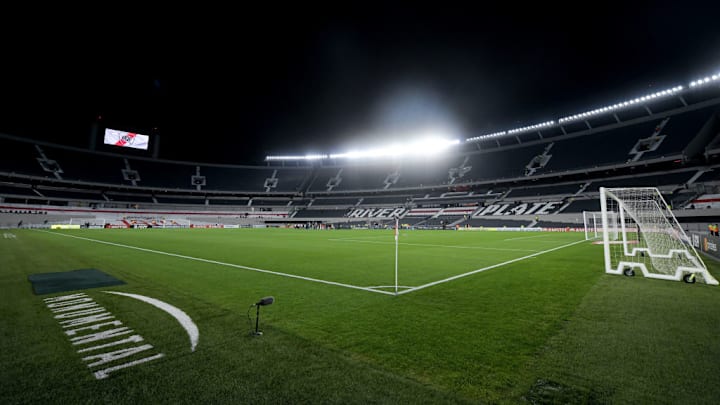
[253,304,263,336]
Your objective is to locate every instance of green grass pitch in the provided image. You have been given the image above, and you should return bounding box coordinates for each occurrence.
[2,228,720,403]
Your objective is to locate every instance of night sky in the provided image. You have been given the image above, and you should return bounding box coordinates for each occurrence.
[1,3,719,165]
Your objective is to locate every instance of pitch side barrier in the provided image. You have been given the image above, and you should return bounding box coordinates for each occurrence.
[689,232,720,260]
[457,227,584,232]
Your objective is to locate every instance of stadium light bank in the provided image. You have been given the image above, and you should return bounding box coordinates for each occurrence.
[465,69,719,141]
[266,68,720,161]
[266,137,461,161]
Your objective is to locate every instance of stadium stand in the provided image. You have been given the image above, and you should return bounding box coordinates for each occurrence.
[207,197,250,205]
[201,165,275,192]
[43,147,125,184]
[312,197,361,206]
[394,159,460,188]
[359,195,412,205]
[1,80,719,231]
[252,198,292,206]
[0,138,46,177]
[293,209,348,218]
[0,182,36,198]
[104,192,155,203]
[462,145,547,180]
[34,186,104,202]
[461,218,532,227]
[274,168,312,192]
[128,159,195,189]
[507,183,586,198]
[288,198,312,207]
[584,171,694,190]
[545,121,662,172]
[154,195,206,205]
[561,199,602,213]
[332,164,395,191]
[641,107,718,159]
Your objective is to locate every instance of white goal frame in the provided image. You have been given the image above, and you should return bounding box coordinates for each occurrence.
[583,211,600,240]
[600,187,718,285]
[584,210,620,241]
[69,218,106,227]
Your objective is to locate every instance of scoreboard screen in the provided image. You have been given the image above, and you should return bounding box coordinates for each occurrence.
[103,128,150,150]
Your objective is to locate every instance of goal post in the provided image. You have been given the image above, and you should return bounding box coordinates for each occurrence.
[69,218,106,227]
[583,211,597,240]
[584,211,618,241]
[600,187,718,285]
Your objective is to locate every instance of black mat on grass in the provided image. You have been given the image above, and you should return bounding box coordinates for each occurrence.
[28,269,125,295]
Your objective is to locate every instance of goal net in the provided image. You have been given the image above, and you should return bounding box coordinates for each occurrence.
[583,211,619,240]
[600,187,718,285]
[69,218,106,228]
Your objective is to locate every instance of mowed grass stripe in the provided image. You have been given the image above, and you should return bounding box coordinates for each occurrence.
[329,238,540,252]
[36,230,395,296]
[399,239,587,294]
[39,229,583,292]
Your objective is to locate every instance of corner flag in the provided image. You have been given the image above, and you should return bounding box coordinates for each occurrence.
[394,216,399,295]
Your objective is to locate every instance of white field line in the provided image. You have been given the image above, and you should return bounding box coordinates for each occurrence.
[102,291,199,352]
[36,231,395,296]
[331,234,396,240]
[503,234,566,241]
[329,238,539,252]
[396,239,587,295]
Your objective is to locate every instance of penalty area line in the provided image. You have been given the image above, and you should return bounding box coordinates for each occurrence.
[397,239,586,295]
[329,238,539,252]
[35,230,395,296]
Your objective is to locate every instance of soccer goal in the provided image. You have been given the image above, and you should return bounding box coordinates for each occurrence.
[584,210,621,241]
[69,218,106,228]
[600,187,718,285]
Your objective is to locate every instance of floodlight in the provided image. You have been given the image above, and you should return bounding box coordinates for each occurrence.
[328,136,459,160]
[265,154,327,161]
[466,131,506,142]
[507,120,555,135]
[558,85,684,123]
[690,71,720,88]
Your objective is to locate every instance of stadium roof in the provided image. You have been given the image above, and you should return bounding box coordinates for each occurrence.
[0,3,719,165]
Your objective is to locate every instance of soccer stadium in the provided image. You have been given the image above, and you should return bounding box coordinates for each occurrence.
[3,14,720,405]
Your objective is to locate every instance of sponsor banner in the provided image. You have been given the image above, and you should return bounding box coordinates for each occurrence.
[50,224,81,229]
[439,207,477,216]
[457,227,542,232]
[246,212,288,218]
[346,207,407,219]
[542,227,584,232]
[690,232,720,259]
[692,233,701,249]
[457,226,583,232]
[473,201,564,217]
[405,208,441,217]
[104,128,150,150]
